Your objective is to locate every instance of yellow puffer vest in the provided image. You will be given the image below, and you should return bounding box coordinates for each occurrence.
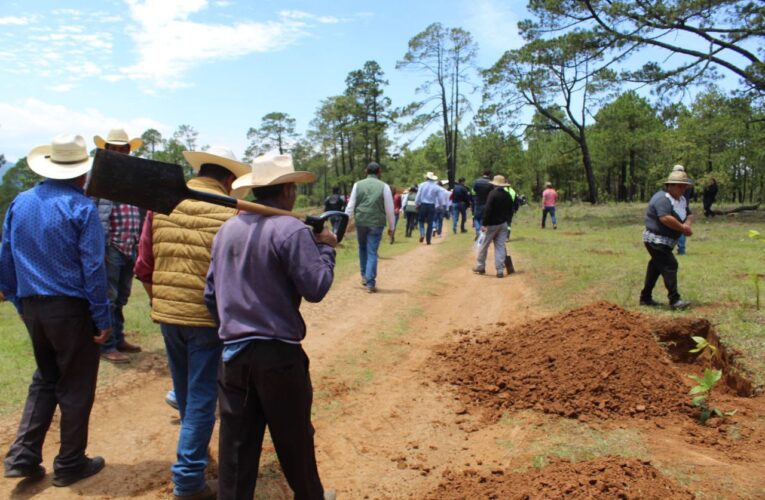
[150,177,235,327]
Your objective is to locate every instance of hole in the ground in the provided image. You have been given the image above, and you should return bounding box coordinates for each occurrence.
[652,318,756,397]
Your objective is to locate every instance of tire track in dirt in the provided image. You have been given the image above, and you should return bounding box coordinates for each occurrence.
[1,232,533,498]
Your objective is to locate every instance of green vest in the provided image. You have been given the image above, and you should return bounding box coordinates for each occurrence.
[504,186,517,201]
[354,175,386,227]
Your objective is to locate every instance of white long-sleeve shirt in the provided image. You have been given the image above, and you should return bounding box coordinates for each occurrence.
[344,179,396,229]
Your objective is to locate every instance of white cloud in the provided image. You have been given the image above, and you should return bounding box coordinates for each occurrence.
[121,1,315,89]
[0,16,34,26]
[465,0,523,56]
[0,99,167,161]
[48,83,76,92]
[215,0,232,6]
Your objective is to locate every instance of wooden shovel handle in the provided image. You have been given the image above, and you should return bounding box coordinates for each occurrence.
[235,199,299,218]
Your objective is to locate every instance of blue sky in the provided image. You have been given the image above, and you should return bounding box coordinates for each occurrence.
[0,0,528,162]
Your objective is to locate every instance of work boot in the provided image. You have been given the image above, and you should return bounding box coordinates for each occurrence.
[472,267,485,275]
[639,298,661,307]
[52,456,105,487]
[101,351,130,364]
[4,464,45,482]
[173,480,217,500]
[496,272,504,278]
[504,256,515,275]
[117,340,142,353]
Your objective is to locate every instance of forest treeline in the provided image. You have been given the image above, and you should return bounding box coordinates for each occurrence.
[2,0,763,218]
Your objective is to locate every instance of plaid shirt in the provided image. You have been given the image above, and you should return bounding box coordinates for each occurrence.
[109,203,142,257]
[642,229,677,248]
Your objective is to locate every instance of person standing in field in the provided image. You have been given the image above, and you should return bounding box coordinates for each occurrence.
[205,154,337,500]
[451,177,471,234]
[133,146,251,500]
[472,170,493,237]
[541,181,558,229]
[415,172,440,245]
[93,128,144,363]
[0,135,110,487]
[473,175,515,278]
[323,186,346,234]
[639,169,693,310]
[703,177,718,217]
[345,162,395,293]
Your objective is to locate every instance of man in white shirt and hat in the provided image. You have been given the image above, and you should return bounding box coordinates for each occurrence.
[93,128,144,363]
[415,171,441,245]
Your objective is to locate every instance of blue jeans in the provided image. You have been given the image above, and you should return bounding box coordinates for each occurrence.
[473,204,485,235]
[161,324,222,496]
[542,206,557,228]
[103,245,135,353]
[357,225,384,289]
[434,208,446,236]
[451,202,467,233]
[677,234,686,254]
[418,203,436,244]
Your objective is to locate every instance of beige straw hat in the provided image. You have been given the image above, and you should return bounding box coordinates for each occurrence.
[93,128,143,150]
[231,153,315,196]
[664,170,692,185]
[27,134,93,179]
[490,175,510,187]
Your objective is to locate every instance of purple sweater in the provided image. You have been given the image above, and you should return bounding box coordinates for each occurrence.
[204,212,335,343]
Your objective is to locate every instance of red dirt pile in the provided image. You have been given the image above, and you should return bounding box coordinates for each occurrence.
[436,302,690,420]
[426,457,694,499]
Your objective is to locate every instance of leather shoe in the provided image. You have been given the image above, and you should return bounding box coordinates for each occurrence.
[52,456,105,487]
[101,351,130,364]
[670,299,691,310]
[117,340,142,353]
[472,267,485,275]
[639,298,661,307]
[174,480,217,500]
[4,464,45,482]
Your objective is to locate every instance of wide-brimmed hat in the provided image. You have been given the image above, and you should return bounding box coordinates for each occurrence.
[231,153,316,194]
[544,181,552,188]
[672,164,685,172]
[490,175,510,187]
[94,128,143,150]
[425,171,438,181]
[28,134,93,180]
[665,171,692,185]
[183,147,251,178]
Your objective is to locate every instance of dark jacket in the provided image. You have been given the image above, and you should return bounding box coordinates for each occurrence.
[472,177,493,206]
[482,187,513,226]
[452,184,471,206]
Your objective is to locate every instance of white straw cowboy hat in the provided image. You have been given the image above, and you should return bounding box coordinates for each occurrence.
[425,171,438,181]
[665,170,692,185]
[94,128,143,150]
[490,175,510,187]
[231,153,315,194]
[27,134,93,179]
[183,146,252,199]
[672,164,685,172]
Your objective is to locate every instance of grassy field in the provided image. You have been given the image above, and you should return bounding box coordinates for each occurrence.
[0,215,421,415]
[509,201,765,387]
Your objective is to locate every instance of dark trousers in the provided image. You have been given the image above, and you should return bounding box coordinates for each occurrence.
[4,297,100,475]
[404,212,417,237]
[418,203,436,244]
[640,242,681,303]
[218,340,323,500]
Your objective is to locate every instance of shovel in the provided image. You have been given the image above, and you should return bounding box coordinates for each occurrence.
[86,149,348,242]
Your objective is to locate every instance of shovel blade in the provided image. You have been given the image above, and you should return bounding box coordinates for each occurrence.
[86,149,188,215]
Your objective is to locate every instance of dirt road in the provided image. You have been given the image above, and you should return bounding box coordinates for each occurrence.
[0,232,535,499]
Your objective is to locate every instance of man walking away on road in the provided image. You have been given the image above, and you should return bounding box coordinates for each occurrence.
[93,128,144,364]
[205,154,337,500]
[639,169,693,310]
[472,170,493,237]
[134,146,251,500]
[415,172,440,245]
[434,181,450,238]
[451,177,471,234]
[345,162,395,293]
[403,186,419,238]
[473,175,515,278]
[0,134,110,487]
[541,181,558,229]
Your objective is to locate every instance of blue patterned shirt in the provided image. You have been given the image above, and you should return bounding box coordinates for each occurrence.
[0,180,111,329]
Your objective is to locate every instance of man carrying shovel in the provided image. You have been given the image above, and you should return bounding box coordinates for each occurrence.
[205,153,337,500]
[133,146,251,500]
